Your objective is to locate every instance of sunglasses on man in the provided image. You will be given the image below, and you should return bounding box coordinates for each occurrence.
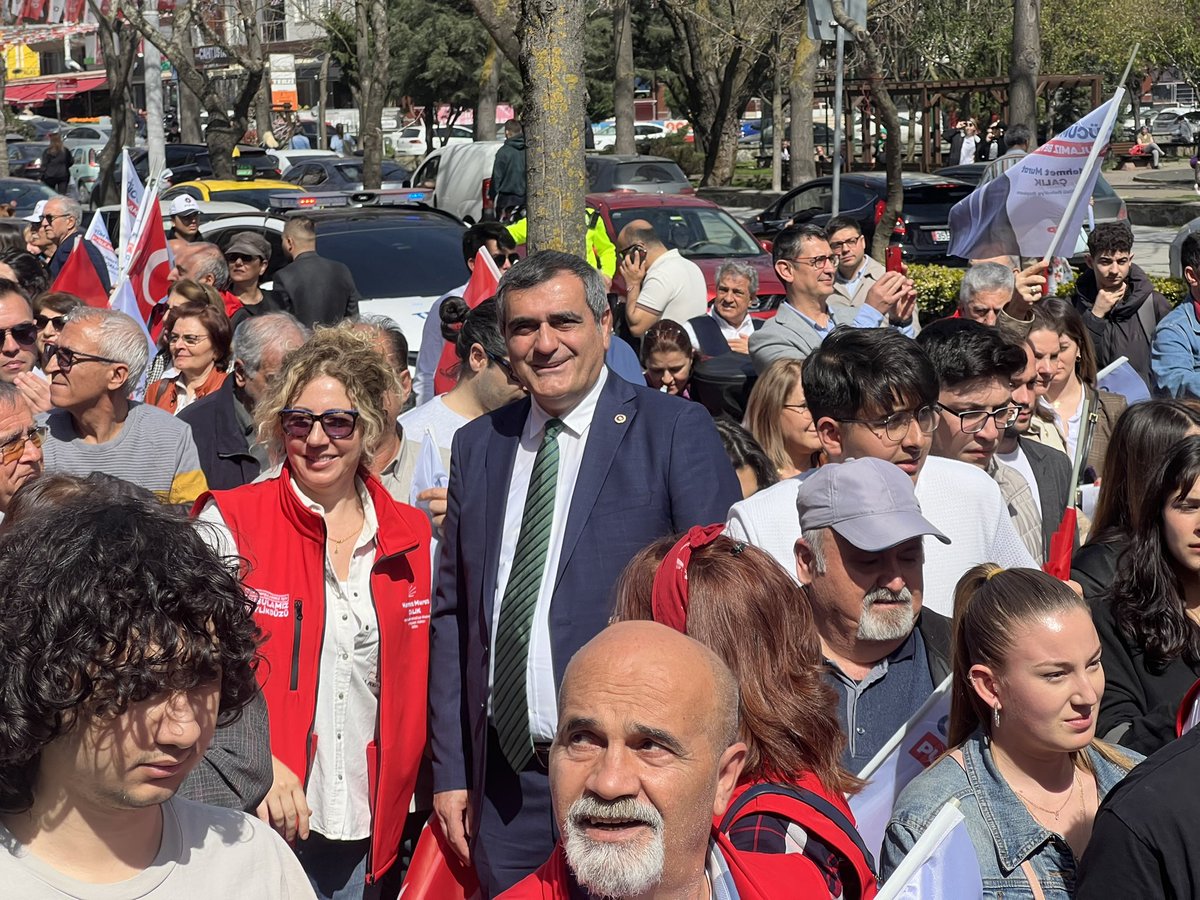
[0,322,37,346]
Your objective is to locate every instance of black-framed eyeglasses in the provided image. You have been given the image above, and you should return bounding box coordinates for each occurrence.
[783,402,809,412]
[840,404,940,442]
[0,425,46,465]
[34,313,66,331]
[829,235,864,252]
[491,252,520,268]
[225,253,263,264]
[485,351,518,381]
[785,254,839,270]
[52,345,122,371]
[280,408,360,440]
[40,214,69,225]
[0,322,37,346]
[938,403,1019,434]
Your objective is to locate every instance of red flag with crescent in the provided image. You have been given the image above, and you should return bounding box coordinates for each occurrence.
[123,195,172,323]
[432,247,502,395]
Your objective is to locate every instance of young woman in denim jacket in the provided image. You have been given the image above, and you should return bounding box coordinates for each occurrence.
[880,567,1141,898]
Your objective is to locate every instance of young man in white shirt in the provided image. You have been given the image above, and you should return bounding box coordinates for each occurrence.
[0,489,314,899]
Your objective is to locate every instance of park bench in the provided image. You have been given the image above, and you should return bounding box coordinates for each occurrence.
[1108,140,1152,169]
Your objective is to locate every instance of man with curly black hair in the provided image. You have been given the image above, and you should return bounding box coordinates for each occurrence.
[0,491,316,898]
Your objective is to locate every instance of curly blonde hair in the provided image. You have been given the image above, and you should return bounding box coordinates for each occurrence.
[255,322,397,465]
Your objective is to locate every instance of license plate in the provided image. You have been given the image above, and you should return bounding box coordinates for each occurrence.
[932,229,951,242]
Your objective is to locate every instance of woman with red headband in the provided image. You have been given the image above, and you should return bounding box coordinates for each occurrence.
[614,525,877,900]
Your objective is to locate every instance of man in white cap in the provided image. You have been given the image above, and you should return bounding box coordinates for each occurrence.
[169,195,202,243]
[23,201,55,265]
[794,456,952,771]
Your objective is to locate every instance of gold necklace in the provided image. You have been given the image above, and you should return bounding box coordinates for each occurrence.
[1015,767,1078,823]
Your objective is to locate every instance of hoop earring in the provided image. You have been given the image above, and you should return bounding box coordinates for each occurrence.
[992,704,1001,729]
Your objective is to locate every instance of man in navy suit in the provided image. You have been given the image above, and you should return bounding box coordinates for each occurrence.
[429,250,741,896]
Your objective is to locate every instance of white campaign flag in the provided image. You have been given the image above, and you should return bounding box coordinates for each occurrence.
[875,801,983,900]
[849,676,953,862]
[109,276,156,401]
[948,95,1121,260]
[84,211,119,285]
[1096,355,1150,405]
[120,148,146,269]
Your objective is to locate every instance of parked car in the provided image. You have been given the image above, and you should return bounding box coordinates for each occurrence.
[934,163,1128,226]
[62,123,110,145]
[14,116,66,139]
[738,123,836,148]
[409,140,503,222]
[96,199,259,244]
[391,124,475,159]
[592,122,670,151]
[284,158,411,192]
[162,176,308,211]
[265,148,336,174]
[589,191,785,315]
[744,172,976,265]
[7,142,48,179]
[130,144,281,185]
[585,154,693,195]
[199,206,470,362]
[1151,107,1200,144]
[70,144,104,207]
[0,177,58,218]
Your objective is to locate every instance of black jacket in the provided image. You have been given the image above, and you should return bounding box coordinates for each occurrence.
[1071,536,1121,606]
[40,145,71,182]
[1072,263,1170,389]
[176,376,261,490]
[917,609,952,684]
[273,252,360,327]
[1018,436,1073,557]
[490,135,527,200]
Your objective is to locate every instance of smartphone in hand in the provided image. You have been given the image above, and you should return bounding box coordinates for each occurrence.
[885,245,903,273]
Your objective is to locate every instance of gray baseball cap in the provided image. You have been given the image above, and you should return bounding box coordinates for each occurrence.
[796,457,950,552]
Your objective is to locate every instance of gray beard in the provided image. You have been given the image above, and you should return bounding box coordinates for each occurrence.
[856,586,916,642]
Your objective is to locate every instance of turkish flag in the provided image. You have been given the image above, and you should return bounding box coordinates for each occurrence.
[432,248,502,395]
[123,195,172,324]
[50,238,109,308]
[1042,506,1077,582]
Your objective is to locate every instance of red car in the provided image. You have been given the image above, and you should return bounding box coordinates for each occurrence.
[588,192,786,318]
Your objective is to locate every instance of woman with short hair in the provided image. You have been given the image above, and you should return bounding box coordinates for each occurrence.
[145,299,232,414]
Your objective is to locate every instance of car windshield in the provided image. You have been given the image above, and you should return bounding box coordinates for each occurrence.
[316,219,470,297]
[609,206,763,258]
[0,181,55,210]
[333,163,407,182]
[209,187,303,208]
[613,161,688,187]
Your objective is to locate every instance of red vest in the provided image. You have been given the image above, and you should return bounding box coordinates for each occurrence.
[720,776,879,899]
[193,466,431,883]
[499,831,790,899]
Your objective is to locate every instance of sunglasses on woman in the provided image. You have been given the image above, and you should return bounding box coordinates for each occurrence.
[34,314,67,332]
[280,408,360,440]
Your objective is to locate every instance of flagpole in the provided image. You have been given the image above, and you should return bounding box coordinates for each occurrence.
[1042,45,1138,265]
[117,148,129,280]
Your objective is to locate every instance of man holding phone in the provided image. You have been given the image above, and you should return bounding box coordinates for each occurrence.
[616,220,708,339]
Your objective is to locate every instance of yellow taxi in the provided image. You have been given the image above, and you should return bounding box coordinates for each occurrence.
[161,174,308,211]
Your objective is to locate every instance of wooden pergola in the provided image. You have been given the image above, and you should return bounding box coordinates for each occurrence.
[812,74,1104,172]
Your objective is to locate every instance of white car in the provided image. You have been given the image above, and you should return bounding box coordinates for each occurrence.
[265,148,337,174]
[591,121,668,151]
[410,140,503,223]
[391,124,475,159]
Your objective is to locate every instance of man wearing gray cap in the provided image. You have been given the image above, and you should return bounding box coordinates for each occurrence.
[794,456,953,771]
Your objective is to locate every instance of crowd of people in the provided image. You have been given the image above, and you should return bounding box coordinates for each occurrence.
[1,195,1199,900]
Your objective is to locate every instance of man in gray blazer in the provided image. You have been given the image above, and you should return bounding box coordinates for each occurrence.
[749,223,915,374]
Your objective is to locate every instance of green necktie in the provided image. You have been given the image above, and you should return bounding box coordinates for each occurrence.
[492,418,565,770]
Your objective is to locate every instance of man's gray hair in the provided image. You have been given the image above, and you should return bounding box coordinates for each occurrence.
[232,312,308,377]
[496,249,608,328]
[716,259,759,298]
[799,527,828,576]
[50,196,83,224]
[355,313,409,373]
[66,308,149,396]
[191,243,231,291]
[0,380,21,414]
[958,262,1014,306]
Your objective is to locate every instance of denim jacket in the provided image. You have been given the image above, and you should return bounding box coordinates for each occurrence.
[879,731,1140,899]
[1151,299,1200,399]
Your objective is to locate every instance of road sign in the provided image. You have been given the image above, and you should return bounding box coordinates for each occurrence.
[807,0,866,41]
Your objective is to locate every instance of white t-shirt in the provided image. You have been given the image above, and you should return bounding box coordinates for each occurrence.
[397,395,471,452]
[0,796,316,898]
[724,455,1038,616]
[635,249,708,327]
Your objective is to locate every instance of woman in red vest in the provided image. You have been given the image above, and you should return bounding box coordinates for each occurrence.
[615,527,878,900]
[193,323,432,899]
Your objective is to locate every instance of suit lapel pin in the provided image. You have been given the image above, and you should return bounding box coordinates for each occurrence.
[614,413,627,424]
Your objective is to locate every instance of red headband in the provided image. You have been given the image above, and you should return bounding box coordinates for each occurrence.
[650,524,727,633]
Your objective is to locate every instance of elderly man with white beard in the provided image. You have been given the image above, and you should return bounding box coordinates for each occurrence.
[500,620,783,899]
[793,457,953,773]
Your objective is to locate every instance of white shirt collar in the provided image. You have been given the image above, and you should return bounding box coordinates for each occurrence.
[287,472,379,549]
[527,366,609,440]
[709,307,754,338]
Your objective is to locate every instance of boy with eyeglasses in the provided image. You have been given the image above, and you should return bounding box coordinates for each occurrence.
[749,223,918,374]
[727,325,1036,615]
[917,317,1068,565]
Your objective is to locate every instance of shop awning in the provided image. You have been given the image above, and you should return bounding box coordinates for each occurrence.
[5,74,106,105]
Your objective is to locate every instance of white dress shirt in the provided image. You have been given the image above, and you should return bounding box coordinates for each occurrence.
[197,475,381,841]
[488,367,609,741]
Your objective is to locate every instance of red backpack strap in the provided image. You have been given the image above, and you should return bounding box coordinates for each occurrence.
[720,782,878,894]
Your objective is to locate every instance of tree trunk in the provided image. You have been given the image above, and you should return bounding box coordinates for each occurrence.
[476,39,501,141]
[466,0,520,68]
[318,51,329,150]
[832,0,902,261]
[255,73,273,141]
[356,0,388,188]
[613,0,635,156]
[771,33,783,192]
[177,23,203,144]
[93,10,139,204]
[518,0,586,255]
[1009,0,1041,137]
[790,35,819,186]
